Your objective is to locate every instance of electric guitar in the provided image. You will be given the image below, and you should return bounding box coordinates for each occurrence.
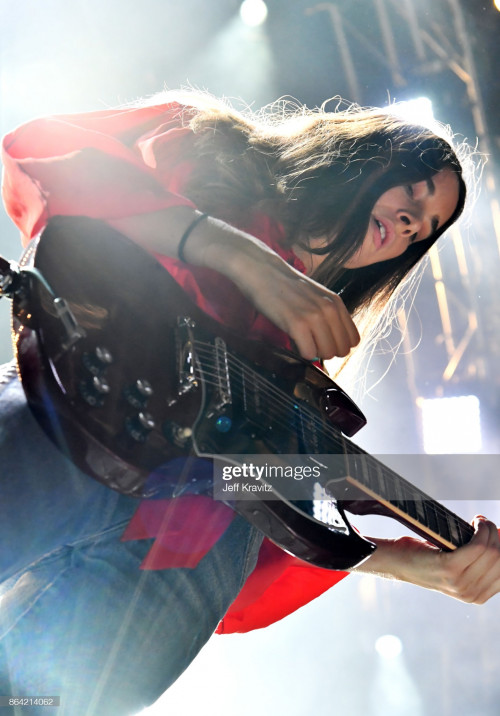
[2,216,474,570]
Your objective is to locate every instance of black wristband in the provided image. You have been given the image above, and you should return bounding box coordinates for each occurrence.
[177,212,209,263]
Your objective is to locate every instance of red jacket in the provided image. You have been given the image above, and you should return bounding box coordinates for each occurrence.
[1,101,349,633]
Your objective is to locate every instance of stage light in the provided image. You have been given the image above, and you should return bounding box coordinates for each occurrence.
[420,395,482,454]
[183,12,275,109]
[494,0,500,11]
[375,634,403,659]
[240,0,268,27]
[387,97,435,128]
[371,634,424,715]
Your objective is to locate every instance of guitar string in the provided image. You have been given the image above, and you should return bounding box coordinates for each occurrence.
[194,341,445,493]
[190,362,470,544]
[193,341,420,478]
[193,342,351,446]
[189,341,472,540]
[182,364,473,546]
[191,342,469,532]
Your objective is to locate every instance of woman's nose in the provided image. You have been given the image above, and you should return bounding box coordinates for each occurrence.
[399,211,422,236]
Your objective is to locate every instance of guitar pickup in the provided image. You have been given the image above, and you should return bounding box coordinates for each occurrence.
[176,316,199,395]
[213,336,232,408]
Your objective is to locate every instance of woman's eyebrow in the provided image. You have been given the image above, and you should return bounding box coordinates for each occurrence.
[426,178,436,195]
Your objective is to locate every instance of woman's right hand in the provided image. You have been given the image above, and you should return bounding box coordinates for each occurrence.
[195,215,360,361]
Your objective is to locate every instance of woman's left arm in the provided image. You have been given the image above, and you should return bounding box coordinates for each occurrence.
[351,516,500,604]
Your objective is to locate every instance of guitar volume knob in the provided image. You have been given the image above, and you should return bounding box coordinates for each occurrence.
[79,375,110,407]
[124,379,153,409]
[83,346,114,375]
[126,411,156,442]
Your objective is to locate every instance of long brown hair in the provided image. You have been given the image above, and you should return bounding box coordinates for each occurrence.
[160,92,468,323]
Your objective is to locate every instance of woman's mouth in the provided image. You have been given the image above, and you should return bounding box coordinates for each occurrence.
[373,217,390,249]
[375,218,386,240]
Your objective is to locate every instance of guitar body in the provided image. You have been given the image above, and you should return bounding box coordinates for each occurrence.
[10,216,473,569]
[12,216,374,570]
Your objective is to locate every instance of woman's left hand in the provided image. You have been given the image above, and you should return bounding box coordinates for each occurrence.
[352,516,500,604]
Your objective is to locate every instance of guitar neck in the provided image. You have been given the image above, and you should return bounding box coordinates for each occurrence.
[339,448,474,551]
[192,336,474,552]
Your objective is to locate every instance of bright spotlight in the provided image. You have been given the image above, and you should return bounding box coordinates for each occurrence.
[240,0,268,27]
[420,395,482,454]
[388,97,435,128]
[375,634,403,659]
[495,0,500,11]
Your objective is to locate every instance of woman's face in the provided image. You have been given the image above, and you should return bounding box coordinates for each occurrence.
[343,168,460,269]
[293,168,461,276]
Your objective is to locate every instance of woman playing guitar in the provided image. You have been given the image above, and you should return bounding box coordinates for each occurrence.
[1,92,499,715]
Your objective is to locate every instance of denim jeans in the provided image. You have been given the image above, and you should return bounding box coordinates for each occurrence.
[0,364,262,715]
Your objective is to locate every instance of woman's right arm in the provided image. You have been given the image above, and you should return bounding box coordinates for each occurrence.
[2,110,358,361]
[109,206,360,362]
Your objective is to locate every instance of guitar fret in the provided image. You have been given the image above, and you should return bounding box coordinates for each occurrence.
[392,475,409,514]
[358,453,372,490]
[442,511,453,543]
[437,510,452,543]
[414,498,426,523]
[425,503,440,535]
[447,516,460,544]
[391,499,408,514]
[404,500,418,521]
[374,462,386,493]
[239,363,248,414]
[354,453,366,484]
[457,520,473,545]
[363,460,383,495]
